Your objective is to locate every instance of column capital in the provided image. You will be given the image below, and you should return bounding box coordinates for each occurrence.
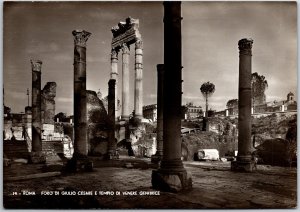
[121,43,130,54]
[111,49,118,60]
[238,38,253,55]
[72,30,91,47]
[30,59,42,72]
[135,39,143,50]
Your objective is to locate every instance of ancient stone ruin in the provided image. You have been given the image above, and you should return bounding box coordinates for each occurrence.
[110,17,143,120]
[41,82,57,125]
[86,90,109,156]
[231,38,255,172]
[69,29,93,171]
[152,2,192,192]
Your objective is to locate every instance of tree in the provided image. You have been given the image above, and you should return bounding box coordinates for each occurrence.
[226,99,238,109]
[54,112,67,122]
[251,72,268,108]
[200,81,215,118]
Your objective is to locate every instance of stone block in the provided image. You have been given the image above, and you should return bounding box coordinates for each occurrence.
[220,157,227,162]
[124,163,133,168]
[152,169,192,192]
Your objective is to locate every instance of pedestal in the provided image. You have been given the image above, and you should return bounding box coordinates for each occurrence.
[231,160,255,172]
[152,169,192,192]
[28,152,46,164]
[151,154,162,164]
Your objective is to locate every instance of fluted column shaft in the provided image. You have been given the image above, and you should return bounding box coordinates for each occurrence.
[72,30,91,158]
[31,60,42,152]
[237,38,253,163]
[121,43,130,120]
[134,39,143,118]
[156,64,164,156]
[111,49,118,119]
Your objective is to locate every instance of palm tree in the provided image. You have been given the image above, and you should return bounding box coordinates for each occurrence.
[200,81,215,118]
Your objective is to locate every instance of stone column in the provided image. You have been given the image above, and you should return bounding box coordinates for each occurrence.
[231,38,255,172]
[29,59,46,163]
[111,49,119,119]
[134,39,143,118]
[151,64,164,163]
[72,30,91,160]
[281,103,285,112]
[121,43,130,120]
[107,79,118,159]
[152,2,192,192]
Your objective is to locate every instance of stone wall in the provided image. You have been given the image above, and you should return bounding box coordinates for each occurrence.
[207,117,236,136]
[182,132,237,161]
[86,90,109,156]
[4,140,72,161]
[41,82,56,124]
[4,140,29,159]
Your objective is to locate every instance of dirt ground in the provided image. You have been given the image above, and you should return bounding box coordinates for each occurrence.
[3,157,297,209]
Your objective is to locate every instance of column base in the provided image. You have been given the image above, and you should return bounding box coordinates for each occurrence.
[65,156,93,172]
[28,152,46,164]
[134,114,143,119]
[152,169,192,192]
[121,115,129,121]
[151,154,162,164]
[151,155,162,164]
[231,160,255,172]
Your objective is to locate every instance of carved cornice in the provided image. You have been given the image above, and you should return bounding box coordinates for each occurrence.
[135,39,143,50]
[72,30,91,47]
[111,17,139,38]
[31,59,42,72]
[111,17,141,50]
[121,43,130,54]
[238,38,253,56]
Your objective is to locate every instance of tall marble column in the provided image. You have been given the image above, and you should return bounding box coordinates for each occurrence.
[121,43,130,120]
[151,64,164,163]
[231,38,255,172]
[72,30,91,159]
[110,49,119,119]
[152,2,192,192]
[107,79,118,159]
[29,59,46,163]
[134,39,143,118]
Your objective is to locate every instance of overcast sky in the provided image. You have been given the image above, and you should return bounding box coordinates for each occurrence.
[4,1,297,115]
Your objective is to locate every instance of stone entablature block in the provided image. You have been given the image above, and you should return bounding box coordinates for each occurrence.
[111,17,141,50]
